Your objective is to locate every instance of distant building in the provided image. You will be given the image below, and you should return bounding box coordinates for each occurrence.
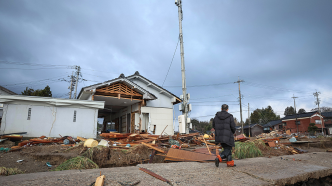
[281,111,325,134]
[263,120,282,133]
[322,112,332,135]
[235,124,264,137]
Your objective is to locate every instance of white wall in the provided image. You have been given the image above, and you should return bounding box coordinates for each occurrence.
[130,79,174,108]
[0,104,98,138]
[0,89,12,95]
[141,107,174,135]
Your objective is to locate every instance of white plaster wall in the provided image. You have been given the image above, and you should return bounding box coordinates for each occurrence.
[0,89,13,95]
[131,79,173,108]
[141,107,174,135]
[0,104,98,138]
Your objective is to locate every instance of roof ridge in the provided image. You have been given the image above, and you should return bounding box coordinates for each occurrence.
[0,86,17,95]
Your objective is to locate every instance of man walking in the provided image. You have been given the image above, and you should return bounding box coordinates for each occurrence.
[212,104,236,167]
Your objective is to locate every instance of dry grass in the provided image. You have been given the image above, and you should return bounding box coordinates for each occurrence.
[0,167,24,176]
[53,156,99,171]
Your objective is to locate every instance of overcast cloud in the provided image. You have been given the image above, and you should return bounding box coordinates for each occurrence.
[1,0,332,127]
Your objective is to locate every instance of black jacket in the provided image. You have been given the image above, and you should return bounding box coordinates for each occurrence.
[212,111,236,147]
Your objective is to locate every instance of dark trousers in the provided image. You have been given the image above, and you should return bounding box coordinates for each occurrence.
[219,143,232,158]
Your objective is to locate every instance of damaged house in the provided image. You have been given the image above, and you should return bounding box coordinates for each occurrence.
[77,71,182,135]
[0,95,104,138]
[0,86,17,125]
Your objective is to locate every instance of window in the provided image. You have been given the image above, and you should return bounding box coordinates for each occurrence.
[315,119,322,124]
[27,108,31,120]
[73,110,77,122]
[279,125,283,129]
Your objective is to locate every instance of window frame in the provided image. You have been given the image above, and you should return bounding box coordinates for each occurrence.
[73,110,77,122]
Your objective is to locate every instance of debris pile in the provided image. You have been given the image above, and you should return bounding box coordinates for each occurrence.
[1,128,326,176]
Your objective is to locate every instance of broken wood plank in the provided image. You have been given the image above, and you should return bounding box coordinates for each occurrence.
[139,168,171,184]
[159,125,168,137]
[164,148,216,162]
[77,136,87,141]
[141,142,165,153]
[202,137,211,155]
[95,175,105,186]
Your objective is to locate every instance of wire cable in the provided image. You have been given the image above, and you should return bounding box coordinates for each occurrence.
[162,38,180,87]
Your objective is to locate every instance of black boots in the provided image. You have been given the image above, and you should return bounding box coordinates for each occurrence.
[215,154,226,167]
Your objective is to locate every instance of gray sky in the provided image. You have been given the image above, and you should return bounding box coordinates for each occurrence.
[1,0,332,125]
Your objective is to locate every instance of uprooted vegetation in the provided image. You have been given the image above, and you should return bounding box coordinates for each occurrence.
[54,156,99,171]
[233,141,263,159]
[0,167,24,176]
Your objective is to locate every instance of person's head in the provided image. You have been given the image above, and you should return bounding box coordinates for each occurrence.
[221,104,229,111]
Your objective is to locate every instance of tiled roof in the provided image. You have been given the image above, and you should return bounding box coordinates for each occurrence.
[77,73,157,99]
[0,86,17,95]
[322,112,332,118]
[263,120,282,127]
[237,124,263,129]
[282,111,317,120]
[127,71,181,101]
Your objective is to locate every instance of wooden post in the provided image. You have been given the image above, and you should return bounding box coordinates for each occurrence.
[118,94,120,99]
[203,137,212,155]
[138,102,142,133]
[92,95,94,101]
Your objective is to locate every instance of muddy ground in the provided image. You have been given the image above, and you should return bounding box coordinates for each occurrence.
[1,138,332,175]
[0,143,165,174]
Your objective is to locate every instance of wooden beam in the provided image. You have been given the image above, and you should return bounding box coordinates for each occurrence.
[141,142,165,153]
[94,95,143,101]
[138,102,142,132]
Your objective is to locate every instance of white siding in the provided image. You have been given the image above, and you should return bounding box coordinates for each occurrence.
[130,79,174,108]
[141,107,174,135]
[0,104,98,138]
[0,89,13,95]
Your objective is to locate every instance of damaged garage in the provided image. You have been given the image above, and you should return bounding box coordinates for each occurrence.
[77,71,182,135]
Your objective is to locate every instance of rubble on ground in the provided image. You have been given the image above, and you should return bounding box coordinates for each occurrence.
[1,129,331,175]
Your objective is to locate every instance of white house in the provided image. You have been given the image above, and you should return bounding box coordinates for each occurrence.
[0,95,104,138]
[0,86,17,124]
[77,71,182,135]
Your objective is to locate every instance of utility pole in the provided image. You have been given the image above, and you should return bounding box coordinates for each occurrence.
[291,94,298,133]
[235,77,244,134]
[313,91,324,135]
[68,71,74,99]
[175,0,189,134]
[73,66,81,99]
[248,103,251,137]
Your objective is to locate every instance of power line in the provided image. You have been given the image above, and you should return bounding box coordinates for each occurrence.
[164,82,234,88]
[2,73,69,87]
[190,94,233,100]
[162,37,180,87]
[191,104,240,106]
[244,81,315,95]
[0,60,73,67]
[190,100,239,103]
